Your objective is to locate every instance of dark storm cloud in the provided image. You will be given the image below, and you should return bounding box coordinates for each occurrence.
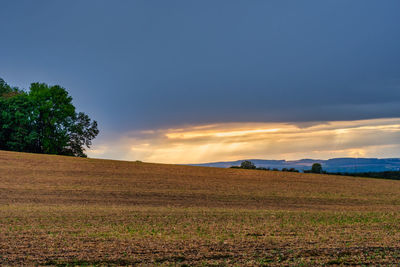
[1,0,400,132]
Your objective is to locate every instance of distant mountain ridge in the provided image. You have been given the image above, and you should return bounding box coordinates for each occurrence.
[190,158,400,173]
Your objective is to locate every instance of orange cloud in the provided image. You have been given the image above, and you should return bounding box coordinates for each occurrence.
[88,118,400,164]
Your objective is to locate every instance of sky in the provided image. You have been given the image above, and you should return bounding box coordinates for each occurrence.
[1,1,400,163]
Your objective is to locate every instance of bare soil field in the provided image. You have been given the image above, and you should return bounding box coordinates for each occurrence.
[1,150,400,265]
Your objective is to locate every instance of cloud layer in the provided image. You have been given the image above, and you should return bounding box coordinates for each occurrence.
[88,118,400,163]
[1,1,400,131]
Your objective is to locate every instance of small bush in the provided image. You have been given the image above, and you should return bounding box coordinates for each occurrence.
[240,161,256,169]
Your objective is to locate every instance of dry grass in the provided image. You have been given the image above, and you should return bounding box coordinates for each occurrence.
[1,150,400,265]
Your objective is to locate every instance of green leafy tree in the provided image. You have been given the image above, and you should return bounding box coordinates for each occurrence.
[0,79,99,157]
[29,83,76,154]
[0,93,37,151]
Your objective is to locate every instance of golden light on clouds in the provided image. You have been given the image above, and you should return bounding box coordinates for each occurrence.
[88,118,400,164]
[165,128,281,139]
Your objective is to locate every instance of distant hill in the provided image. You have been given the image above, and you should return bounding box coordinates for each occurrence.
[190,158,400,173]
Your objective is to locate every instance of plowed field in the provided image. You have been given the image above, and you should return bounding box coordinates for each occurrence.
[1,150,400,265]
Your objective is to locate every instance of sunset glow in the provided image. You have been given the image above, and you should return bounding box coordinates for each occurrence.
[88,118,400,164]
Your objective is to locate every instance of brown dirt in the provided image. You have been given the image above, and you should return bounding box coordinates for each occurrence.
[1,150,400,265]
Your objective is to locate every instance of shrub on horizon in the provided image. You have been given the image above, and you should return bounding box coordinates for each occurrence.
[240,160,256,169]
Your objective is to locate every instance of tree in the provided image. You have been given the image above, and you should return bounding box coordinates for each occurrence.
[0,79,99,157]
[240,160,256,169]
[311,163,323,173]
[0,93,37,152]
[28,83,76,154]
[65,112,99,157]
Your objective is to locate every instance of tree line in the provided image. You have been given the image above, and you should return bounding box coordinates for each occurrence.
[0,78,98,157]
[232,161,400,181]
[231,161,326,173]
[230,160,304,173]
